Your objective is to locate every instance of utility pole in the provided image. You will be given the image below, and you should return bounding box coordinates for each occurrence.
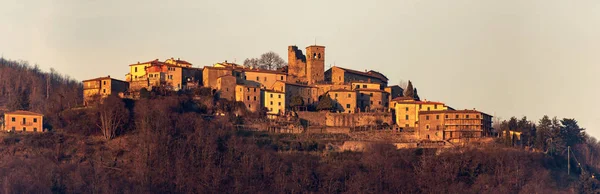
[568,146,571,175]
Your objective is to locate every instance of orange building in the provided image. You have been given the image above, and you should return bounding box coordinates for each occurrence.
[418,110,493,143]
[3,110,44,132]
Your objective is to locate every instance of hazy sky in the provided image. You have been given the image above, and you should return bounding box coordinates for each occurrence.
[2,0,599,138]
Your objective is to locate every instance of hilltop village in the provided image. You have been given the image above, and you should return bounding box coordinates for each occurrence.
[80,44,493,146]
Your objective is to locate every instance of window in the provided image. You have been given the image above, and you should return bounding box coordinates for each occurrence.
[405,124,409,127]
[278,94,281,99]
[426,125,429,130]
[363,85,367,88]
[476,115,480,119]
[135,67,138,72]
[436,126,440,130]
[369,93,373,97]
[256,76,259,81]
[445,115,449,119]
[254,96,257,101]
[254,88,256,92]
[103,81,106,85]
[456,115,459,119]
[348,94,351,98]
[334,93,338,98]
[270,94,273,98]
[405,115,409,120]
[264,77,267,81]
[270,101,273,105]
[434,105,438,109]
[278,102,281,106]
[370,101,373,105]
[249,104,251,108]
[33,128,37,132]
[378,101,381,105]
[405,107,408,111]
[339,76,341,81]
[11,127,15,132]
[34,118,37,123]
[226,88,229,92]
[281,76,284,80]
[426,116,429,120]
[466,115,469,119]
[346,104,350,108]
[419,104,422,109]
[11,117,15,122]
[240,88,243,92]
[436,115,439,120]
[247,88,250,92]
[355,85,360,89]
[103,89,106,93]
[22,118,26,124]
[247,96,250,100]
[427,107,430,111]
[23,127,26,131]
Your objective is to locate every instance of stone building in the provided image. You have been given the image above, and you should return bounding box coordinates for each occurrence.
[418,109,493,143]
[146,63,199,91]
[242,69,287,89]
[3,110,44,132]
[263,90,286,116]
[325,66,388,86]
[351,81,382,90]
[235,83,262,112]
[287,45,325,85]
[356,88,389,112]
[216,75,237,101]
[328,89,358,113]
[272,81,318,109]
[314,83,352,99]
[82,76,129,106]
[385,85,404,100]
[392,97,450,129]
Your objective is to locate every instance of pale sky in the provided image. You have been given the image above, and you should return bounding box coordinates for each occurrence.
[1,0,599,138]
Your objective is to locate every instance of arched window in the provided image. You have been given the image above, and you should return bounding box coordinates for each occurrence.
[426,125,430,130]
[318,53,321,59]
[313,53,317,59]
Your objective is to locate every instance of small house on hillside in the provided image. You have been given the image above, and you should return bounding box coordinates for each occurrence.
[3,110,44,132]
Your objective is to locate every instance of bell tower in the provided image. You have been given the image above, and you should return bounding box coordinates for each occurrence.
[306,45,325,85]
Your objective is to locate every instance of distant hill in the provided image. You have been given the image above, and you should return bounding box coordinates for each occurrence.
[0,57,82,126]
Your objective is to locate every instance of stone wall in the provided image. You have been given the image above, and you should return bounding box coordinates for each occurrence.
[296,111,393,127]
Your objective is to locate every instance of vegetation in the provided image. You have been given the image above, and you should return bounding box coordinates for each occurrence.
[1,58,600,193]
[403,80,414,100]
[316,94,334,112]
[243,51,287,70]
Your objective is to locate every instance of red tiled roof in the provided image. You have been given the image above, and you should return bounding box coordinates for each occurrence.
[242,68,287,75]
[334,66,389,81]
[393,100,445,105]
[420,109,492,116]
[328,89,355,92]
[82,76,126,83]
[355,88,388,93]
[129,59,163,66]
[391,96,415,101]
[5,110,43,116]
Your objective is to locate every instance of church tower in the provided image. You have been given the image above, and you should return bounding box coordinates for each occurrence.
[306,45,325,85]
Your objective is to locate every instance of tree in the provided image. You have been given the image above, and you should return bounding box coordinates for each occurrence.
[316,94,334,112]
[140,88,151,99]
[96,95,129,140]
[535,115,552,151]
[290,96,304,111]
[243,58,260,69]
[243,51,287,70]
[413,88,420,101]
[560,118,585,147]
[403,81,414,100]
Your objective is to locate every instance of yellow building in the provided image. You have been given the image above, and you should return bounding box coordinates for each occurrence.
[82,76,129,106]
[392,97,449,129]
[356,88,389,112]
[243,69,287,89]
[328,89,357,113]
[126,59,159,82]
[263,90,286,116]
[3,110,44,132]
[351,81,382,90]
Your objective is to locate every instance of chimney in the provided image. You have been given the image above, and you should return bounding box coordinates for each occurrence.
[225,60,228,63]
[108,75,110,78]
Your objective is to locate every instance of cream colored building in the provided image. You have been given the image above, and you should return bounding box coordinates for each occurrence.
[235,84,262,112]
[82,76,129,106]
[243,69,287,89]
[328,89,357,113]
[263,90,286,116]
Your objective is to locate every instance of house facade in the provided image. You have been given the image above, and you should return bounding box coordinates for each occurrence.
[3,111,44,132]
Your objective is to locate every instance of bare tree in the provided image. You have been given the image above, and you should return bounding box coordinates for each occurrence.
[96,95,129,140]
[243,51,287,70]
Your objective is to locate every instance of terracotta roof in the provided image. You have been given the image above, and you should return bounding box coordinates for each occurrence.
[82,76,126,83]
[393,100,445,105]
[242,68,287,75]
[420,109,492,116]
[334,66,389,81]
[129,59,163,66]
[355,88,388,93]
[391,96,415,101]
[328,89,355,92]
[276,81,317,88]
[263,89,285,94]
[5,110,43,116]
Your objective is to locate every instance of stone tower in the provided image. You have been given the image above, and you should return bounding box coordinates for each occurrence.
[287,45,307,83]
[306,45,325,85]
